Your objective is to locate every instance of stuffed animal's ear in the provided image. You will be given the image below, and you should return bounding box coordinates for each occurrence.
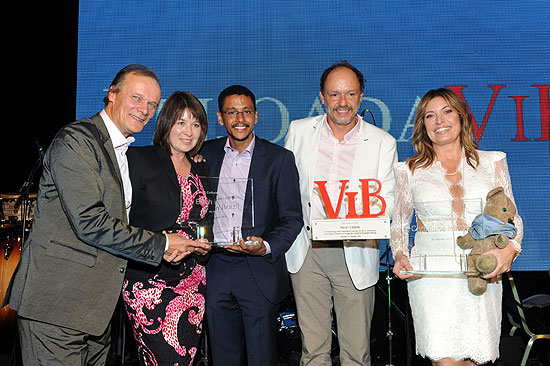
[486,187,504,200]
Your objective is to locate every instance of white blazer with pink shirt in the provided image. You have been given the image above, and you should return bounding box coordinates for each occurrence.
[284,114,398,290]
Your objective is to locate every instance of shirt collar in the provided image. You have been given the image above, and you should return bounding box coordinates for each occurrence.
[322,114,360,143]
[100,110,135,151]
[224,134,256,156]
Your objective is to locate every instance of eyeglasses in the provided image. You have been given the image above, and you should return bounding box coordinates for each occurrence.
[222,109,255,118]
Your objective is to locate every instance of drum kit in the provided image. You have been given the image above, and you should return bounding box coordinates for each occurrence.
[0,193,37,355]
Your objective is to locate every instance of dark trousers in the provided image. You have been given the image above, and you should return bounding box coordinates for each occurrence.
[17,316,111,366]
[206,254,279,366]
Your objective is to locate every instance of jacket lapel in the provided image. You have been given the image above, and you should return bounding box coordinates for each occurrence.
[206,138,227,192]
[156,148,180,190]
[351,118,372,181]
[243,138,267,229]
[306,116,323,200]
[91,113,127,223]
[349,118,375,212]
[92,114,124,186]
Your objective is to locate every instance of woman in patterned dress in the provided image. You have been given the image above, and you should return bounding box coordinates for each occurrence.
[122,91,212,366]
[390,88,523,366]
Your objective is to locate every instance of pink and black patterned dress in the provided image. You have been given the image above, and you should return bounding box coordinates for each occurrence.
[122,161,210,366]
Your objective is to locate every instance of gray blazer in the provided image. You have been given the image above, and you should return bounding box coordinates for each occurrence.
[4,114,166,336]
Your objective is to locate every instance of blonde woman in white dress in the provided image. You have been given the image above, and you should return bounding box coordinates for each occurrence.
[390,88,523,366]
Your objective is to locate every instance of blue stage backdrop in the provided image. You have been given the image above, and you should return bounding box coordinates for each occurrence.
[76,1,549,270]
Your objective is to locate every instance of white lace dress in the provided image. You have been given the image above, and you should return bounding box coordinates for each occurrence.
[390,150,523,364]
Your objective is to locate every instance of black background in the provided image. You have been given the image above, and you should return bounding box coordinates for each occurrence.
[3,3,78,193]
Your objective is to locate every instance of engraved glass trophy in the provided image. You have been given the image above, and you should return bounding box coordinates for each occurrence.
[399,198,485,277]
[194,177,257,246]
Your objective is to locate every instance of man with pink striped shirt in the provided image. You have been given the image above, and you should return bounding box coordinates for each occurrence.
[201,85,303,366]
[284,61,398,366]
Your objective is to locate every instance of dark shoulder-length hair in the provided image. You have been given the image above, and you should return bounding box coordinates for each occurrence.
[153,91,208,157]
[407,88,479,174]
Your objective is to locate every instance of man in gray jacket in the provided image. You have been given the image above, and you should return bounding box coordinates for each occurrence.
[3,64,209,365]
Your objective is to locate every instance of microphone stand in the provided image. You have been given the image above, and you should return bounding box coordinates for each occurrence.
[15,154,42,245]
[5,148,41,366]
[382,239,395,366]
[380,240,413,366]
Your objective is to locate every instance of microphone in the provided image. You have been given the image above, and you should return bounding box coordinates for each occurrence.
[360,108,376,126]
[14,140,44,210]
[35,139,44,164]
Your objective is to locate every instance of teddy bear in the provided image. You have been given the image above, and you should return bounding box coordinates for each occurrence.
[456,187,517,296]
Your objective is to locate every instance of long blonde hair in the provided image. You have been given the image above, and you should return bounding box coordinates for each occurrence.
[407,88,479,174]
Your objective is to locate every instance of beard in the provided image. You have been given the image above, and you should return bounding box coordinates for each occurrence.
[326,106,357,126]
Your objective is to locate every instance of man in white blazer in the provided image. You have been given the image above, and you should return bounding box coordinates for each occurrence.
[284,61,398,366]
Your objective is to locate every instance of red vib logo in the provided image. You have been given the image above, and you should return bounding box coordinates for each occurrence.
[314,178,386,219]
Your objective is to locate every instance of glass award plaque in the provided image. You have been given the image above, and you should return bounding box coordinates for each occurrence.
[399,198,485,277]
[195,177,257,246]
[311,178,390,240]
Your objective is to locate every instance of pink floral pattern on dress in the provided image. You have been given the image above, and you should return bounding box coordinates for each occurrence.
[176,173,209,227]
[123,171,209,366]
[122,265,206,366]
[160,265,206,357]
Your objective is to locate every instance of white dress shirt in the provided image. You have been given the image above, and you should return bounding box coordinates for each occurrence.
[100,110,134,220]
[100,110,170,251]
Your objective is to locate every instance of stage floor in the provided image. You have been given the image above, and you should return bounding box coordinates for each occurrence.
[1,271,548,366]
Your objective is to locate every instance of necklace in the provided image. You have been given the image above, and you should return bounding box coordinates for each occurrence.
[438,156,464,186]
[444,166,460,175]
[441,155,462,176]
